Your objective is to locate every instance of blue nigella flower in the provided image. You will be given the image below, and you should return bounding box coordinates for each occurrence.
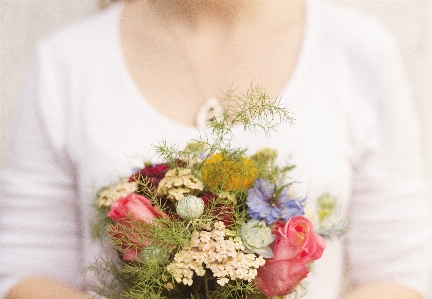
[246,178,305,225]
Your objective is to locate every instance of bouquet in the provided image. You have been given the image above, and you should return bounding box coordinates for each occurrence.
[88,86,345,299]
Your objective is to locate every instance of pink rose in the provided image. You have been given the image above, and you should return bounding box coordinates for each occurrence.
[107,193,168,262]
[255,216,326,297]
[255,259,308,297]
[107,193,166,223]
[273,216,326,264]
[109,225,152,262]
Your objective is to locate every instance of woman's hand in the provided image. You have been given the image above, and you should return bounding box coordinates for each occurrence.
[342,281,423,299]
[6,276,91,299]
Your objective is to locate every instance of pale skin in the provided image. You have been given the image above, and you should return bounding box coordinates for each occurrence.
[6,1,423,298]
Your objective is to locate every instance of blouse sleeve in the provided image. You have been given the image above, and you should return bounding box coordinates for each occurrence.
[0,41,82,298]
[346,30,432,297]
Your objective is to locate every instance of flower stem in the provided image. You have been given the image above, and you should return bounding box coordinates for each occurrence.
[204,272,212,299]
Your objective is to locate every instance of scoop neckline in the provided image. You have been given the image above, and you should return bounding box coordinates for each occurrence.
[109,1,315,131]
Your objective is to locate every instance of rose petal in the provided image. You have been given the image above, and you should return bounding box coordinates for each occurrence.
[299,230,326,265]
[256,259,309,297]
[107,193,169,262]
[122,247,141,262]
[107,194,167,223]
[273,216,326,263]
[272,231,302,261]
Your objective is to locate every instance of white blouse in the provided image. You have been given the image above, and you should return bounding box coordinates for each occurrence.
[1,2,431,298]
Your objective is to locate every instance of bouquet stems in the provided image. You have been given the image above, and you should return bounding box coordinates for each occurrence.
[204,272,211,299]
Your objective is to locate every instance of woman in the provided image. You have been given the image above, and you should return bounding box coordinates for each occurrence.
[0,0,430,298]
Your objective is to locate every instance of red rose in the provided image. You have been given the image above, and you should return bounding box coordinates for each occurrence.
[255,216,326,297]
[201,192,235,225]
[128,164,170,192]
[107,193,168,262]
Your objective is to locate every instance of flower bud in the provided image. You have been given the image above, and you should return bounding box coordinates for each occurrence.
[239,219,275,258]
[317,193,337,223]
[140,244,169,263]
[176,195,205,220]
[251,147,279,164]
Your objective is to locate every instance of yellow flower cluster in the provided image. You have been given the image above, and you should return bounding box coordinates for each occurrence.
[202,153,258,191]
[157,168,204,202]
[166,221,265,287]
[97,178,138,207]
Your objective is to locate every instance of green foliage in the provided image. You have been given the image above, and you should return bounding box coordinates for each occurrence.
[210,85,293,139]
[120,258,172,299]
[209,278,259,299]
[84,257,131,299]
[154,141,183,167]
[89,198,112,242]
[155,85,293,165]
[249,148,296,185]
[151,217,193,250]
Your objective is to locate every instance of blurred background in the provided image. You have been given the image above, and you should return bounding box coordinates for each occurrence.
[0,0,432,296]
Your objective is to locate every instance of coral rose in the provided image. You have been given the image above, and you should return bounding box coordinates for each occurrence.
[273,216,326,264]
[107,193,168,262]
[255,216,326,297]
[107,193,167,223]
[255,259,308,297]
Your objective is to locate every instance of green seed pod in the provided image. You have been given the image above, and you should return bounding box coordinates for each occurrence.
[239,219,275,258]
[176,195,205,221]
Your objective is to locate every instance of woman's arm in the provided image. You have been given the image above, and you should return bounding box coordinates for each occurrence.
[6,277,91,299]
[0,42,83,298]
[342,282,422,299]
[343,19,432,298]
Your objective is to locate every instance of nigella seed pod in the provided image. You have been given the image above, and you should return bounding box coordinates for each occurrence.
[176,195,205,220]
[239,219,275,258]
